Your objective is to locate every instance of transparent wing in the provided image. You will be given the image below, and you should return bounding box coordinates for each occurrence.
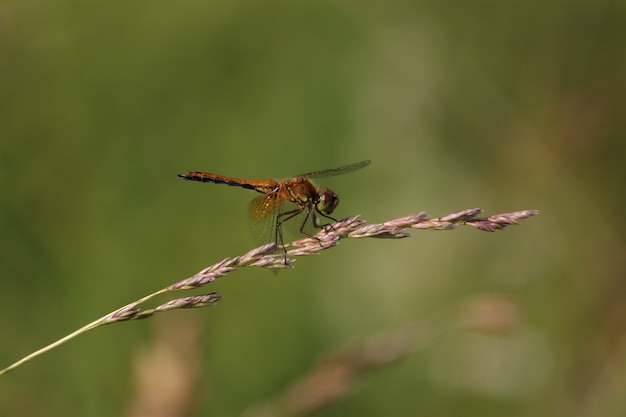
[247,192,285,246]
[301,160,371,179]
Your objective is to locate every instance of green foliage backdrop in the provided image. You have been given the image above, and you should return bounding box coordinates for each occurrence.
[1,1,624,416]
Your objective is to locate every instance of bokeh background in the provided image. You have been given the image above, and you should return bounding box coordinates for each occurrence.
[1,1,624,416]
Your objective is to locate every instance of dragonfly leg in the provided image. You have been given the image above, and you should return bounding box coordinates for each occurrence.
[275,207,305,262]
[313,210,338,229]
[300,210,338,248]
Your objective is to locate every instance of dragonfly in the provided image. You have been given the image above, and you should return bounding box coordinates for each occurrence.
[178,160,371,256]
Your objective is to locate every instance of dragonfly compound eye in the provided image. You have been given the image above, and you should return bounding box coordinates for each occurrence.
[317,189,340,215]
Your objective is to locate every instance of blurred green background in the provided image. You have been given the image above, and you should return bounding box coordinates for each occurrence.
[1,1,624,416]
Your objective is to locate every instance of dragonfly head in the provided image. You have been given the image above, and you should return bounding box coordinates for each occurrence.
[317,188,339,215]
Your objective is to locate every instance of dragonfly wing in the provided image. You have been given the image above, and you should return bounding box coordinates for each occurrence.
[247,192,284,246]
[303,160,371,179]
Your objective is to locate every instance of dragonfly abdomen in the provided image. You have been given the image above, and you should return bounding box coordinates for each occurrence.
[178,172,277,193]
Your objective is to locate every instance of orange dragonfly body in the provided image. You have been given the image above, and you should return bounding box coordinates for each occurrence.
[178,160,371,249]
